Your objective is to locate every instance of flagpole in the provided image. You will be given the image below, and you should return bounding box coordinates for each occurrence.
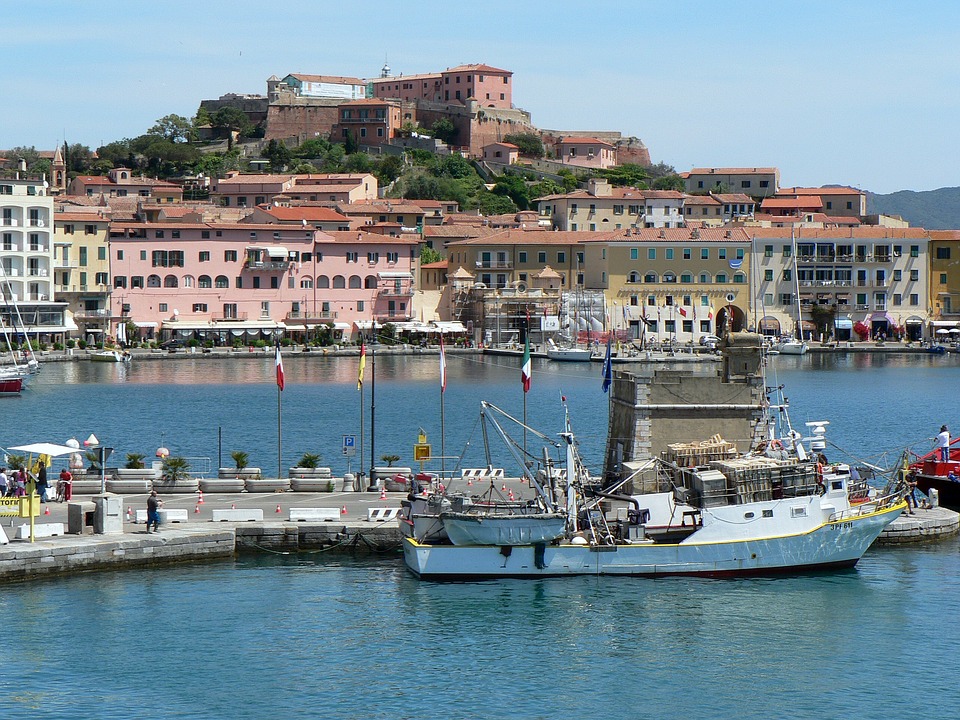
[369,323,377,491]
[358,339,366,491]
[439,335,446,481]
[277,379,282,481]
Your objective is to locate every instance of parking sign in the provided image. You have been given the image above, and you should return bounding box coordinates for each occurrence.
[342,435,357,457]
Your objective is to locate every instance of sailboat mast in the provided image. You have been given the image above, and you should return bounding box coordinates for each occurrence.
[792,230,803,341]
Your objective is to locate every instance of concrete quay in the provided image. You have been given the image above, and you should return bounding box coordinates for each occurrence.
[876,505,960,544]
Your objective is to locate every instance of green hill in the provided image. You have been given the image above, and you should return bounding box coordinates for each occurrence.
[866,187,960,230]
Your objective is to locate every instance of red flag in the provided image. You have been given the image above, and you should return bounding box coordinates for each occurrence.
[439,335,447,393]
[275,342,285,391]
[678,307,687,317]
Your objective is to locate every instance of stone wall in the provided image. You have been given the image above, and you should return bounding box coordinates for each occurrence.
[264,96,345,142]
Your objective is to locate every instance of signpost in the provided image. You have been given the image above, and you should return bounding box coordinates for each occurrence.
[342,434,356,476]
[413,430,431,475]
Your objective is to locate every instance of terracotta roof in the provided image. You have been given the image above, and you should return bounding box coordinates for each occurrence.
[444,64,512,75]
[421,261,448,269]
[369,72,442,83]
[288,73,365,85]
[761,197,823,209]
[682,196,721,206]
[320,231,419,245]
[535,186,647,202]
[559,137,614,147]
[484,142,519,149]
[779,186,863,196]
[55,212,108,223]
[711,193,755,204]
[216,173,293,185]
[286,184,366,194]
[592,227,753,243]
[261,206,349,222]
[422,225,496,238]
[407,200,443,208]
[688,167,779,175]
[642,190,685,200]
[447,229,592,247]
[339,201,425,215]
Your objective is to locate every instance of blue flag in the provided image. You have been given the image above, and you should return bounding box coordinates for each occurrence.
[601,336,613,393]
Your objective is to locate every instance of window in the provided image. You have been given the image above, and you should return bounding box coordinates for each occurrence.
[759,180,769,188]
[79,247,87,266]
[644,272,657,283]
[236,276,242,288]
[665,249,674,260]
[164,275,178,288]
[764,270,773,281]
[333,275,346,289]
[937,247,951,260]
[613,205,624,215]
[64,224,75,235]
[736,248,744,259]
[911,245,919,258]
[253,277,261,289]
[85,224,96,235]
[131,276,144,289]
[216,275,229,288]
[116,249,124,260]
[718,249,727,260]
[198,275,212,288]
[538,252,546,263]
[910,293,919,305]
[172,231,180,239]
[701,249,709,260]
[271,276,279,289]
[155,230,164,239]
[346,252,358,263]
[159,303,168,313]
[301,278,313,289]
[225,250,238,262]
[683,248,691,260]
[893,293,902,306]
[716,273,727,284]
[680,273,692,283]
[699,273,710,283]
[199,251,210,262]
[783,269,792,281]
[557,252,566,264]
[518,251,527,263]
[733,273,745,284]
[387,252,398,263]
[910,269,919,281]
[780,293,793,306]
[648,249,656,260]
[192,303,208,313]
[763,293,773,306]
[202,230,210,239]
[741,180,751,188]
[367,252,379,263]
[576,252,584,265]
[783,244,792,258]
[630,248,638,260]
[893,270,902,281]
[941,273,948,284]
[114,276,127,288]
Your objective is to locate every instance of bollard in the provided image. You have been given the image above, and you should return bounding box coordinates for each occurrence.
[929,488,939,508]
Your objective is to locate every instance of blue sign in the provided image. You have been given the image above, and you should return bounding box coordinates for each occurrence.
[342,435,357,457]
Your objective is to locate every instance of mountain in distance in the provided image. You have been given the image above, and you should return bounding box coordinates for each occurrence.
[866,187,960,230]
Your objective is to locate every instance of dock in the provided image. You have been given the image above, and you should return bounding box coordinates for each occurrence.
[876,505,960,544]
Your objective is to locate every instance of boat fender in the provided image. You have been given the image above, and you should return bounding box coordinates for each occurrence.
[499,546,512,559]
[534,542,547,570]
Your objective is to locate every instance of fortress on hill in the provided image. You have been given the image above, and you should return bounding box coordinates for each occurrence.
[201,62,649,164]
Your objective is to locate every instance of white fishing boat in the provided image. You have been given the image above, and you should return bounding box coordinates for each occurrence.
[402,375,905,580]
[90,349,131,363]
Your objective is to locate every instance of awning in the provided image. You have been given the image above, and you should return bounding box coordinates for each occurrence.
[431,321,467,334]
[133,321,159,328]
[930,320,959,327]
[333,322,351,330]
[9,442,82,457]
[377,271,413,279]
[759,317,781,330]
[264,246,288,258]
[834,318,853,329]
[905,316,924,326]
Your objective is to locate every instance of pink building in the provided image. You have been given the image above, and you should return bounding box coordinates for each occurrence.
[330,99,403,146]
[370,63,513,109]
[209,172,378,207]
[108,222,418,341]
[68,168,183,202]
[482,142,519,164]
[557,137,617,169]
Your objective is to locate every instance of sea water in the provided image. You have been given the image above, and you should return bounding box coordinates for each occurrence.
[2,353,960,719]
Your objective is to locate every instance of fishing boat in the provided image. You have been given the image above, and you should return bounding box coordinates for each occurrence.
[402,388,905,580]
[90,349,132,363]
[909,441,960,507]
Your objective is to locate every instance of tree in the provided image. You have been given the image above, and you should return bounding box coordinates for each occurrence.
[433,154,473,179]
[295,452,323,468]
[477,190,517,215]
[125,453,146,470]
[503,132,545,158]
[344,152,373,173]
[148,114,194,143]
[64,143,93,173]
[420,245,443,264]
[374,154,404,185]
[492,174,530,210]
[343,129,358,155]
[230,450,249,470]
[263,139,292,172]
[212,107,254,149]
[162,456,191,482]
[430,118,458,144]
[293,138,330,159]
[652,174,685,192]
[598,163,650,188]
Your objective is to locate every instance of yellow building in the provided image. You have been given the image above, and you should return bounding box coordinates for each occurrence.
[929,231,960,325]
[52,210,114,339]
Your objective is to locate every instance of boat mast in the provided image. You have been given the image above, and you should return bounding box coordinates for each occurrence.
[0,264,36,366]
[792,230,803,342]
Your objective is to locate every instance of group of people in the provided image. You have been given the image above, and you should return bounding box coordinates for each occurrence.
[0,467,28,497]
[0,463,74,502]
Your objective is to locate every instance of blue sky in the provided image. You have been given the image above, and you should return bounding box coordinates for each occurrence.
[6,1,958,193]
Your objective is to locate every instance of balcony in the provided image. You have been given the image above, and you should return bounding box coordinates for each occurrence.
[285,311,337,321]
[855,304,870,310]
[243,260,290,271]
[211,312,249,322]
[475,260,513,269]
[378,286,415,297]
[373,312,413,322]
[74,308,113,320]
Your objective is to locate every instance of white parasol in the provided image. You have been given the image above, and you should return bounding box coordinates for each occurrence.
[9,442,84,457]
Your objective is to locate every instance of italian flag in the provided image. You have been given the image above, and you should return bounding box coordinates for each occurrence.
[521,335,532,393]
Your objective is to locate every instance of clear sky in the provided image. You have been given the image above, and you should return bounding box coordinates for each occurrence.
[6,0,959,194]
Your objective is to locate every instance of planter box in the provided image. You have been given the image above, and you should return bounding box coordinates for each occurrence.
[116,468,161,481]
[72,475,105,495]
[290,477,337,492]
[219,467,262,480]
[106,478,152,494]
[199,477,245,493]
[288,467,333,479]
[152,476,200,494]
[244,477,290,493]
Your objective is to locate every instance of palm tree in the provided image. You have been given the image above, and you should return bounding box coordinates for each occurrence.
[295,452,322,469]
[161,456,190,482]
[231,451,249,470]
[381,454,401,467]
[125,453,146,470]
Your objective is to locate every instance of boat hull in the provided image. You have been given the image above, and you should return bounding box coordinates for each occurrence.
[441,512,566,546]
[91,351,130,363]
[403,502,903,579]
[0,377,23,396]
[777,341,808,355]
[546,348,593,362]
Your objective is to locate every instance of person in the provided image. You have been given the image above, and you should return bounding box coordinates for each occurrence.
[36,461,49,503]
[59,468,73,502]
[936,425,950,462]
[904,472,919,515]
[146,490,163,533]
[15,468,26,497]
[0,467,7,497]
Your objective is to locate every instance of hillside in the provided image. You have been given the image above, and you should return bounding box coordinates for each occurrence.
[866,187,960,230]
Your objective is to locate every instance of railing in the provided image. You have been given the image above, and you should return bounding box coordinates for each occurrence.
[27,268,49,277]
[211,312,249,321]
[243,260,290,271]
[475,261,513,269]
[285,311,337,321]
[378,287,414,297]
[74,308,112,319]
[855,304,869,310]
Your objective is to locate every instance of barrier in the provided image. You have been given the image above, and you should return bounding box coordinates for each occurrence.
[366,507,401,522]
[211,508,263,522]
[288,508,341,522]
[17,522,65,539]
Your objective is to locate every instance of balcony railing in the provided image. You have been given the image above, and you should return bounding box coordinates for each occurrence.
[243,260,290,271]
[74,308,112,320]
[475,260,513,269]
[285,311,337,321]
[378,287,415,297]
[211,312,249,322]
[373,312,413,322]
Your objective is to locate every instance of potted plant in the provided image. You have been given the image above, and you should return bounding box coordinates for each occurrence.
[231,450,249,471]
[125,453,146,469]
[296,452,322,469]
[161,456,190,482]
[289,451,334,491]
[381,454,400,467]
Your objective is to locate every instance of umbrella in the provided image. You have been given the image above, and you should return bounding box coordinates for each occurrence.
[8,442,83,457]
[937,329,950,335]
[950,328,960,334]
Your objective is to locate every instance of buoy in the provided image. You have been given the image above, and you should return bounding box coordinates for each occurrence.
[43,506,50,516]
[275,503,281,513]
[197,490,204,504]
[379,487,387,501]
[341,505,347,515]
[231,503,236,510]
[194,503,200,514]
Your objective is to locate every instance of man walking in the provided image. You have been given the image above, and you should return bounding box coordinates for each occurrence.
[146,490,163,533]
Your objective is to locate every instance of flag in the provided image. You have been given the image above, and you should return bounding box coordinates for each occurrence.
[678,307,687,317]
[439,335,447,393]
[357,341,366,390]
[601,336,613,393]
[708,309,714,321]
[521,335,532,393]
[275,342,285,391]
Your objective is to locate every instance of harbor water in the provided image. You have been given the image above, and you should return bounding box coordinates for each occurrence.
[3,352,960,719]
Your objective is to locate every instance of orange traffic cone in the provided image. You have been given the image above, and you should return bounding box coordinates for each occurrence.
[275,503,281,514]
[197,490,204,504]
[379,487,387,501]
[467,477,473,486]
[194,503,200,514]
[341,505,347,515]
[43,505,50,516]
[502,483,507,491]
[508,490,515,501]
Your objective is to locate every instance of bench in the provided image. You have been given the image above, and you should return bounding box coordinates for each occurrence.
[211,508,263,522]
[366,507,401,522]
[288,507,341,522]
[16,522,65,539]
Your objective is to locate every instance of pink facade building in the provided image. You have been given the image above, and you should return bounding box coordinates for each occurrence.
[209,172,377,207]
[557,137,617,169]
[330,99,403,146]
[108,222,418,341]
[370,63,513,109]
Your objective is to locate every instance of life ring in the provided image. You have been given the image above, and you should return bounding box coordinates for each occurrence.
[770,439,783,450]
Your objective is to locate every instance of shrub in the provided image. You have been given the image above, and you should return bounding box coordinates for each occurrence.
[296,452,322,468]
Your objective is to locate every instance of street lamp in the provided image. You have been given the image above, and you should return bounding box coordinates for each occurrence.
[83,433,112,494]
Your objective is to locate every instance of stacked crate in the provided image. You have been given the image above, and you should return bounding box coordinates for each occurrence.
[709,457,780,504]
[664,435,738,468]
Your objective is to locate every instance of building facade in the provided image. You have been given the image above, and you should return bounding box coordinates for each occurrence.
[53,210,112,339]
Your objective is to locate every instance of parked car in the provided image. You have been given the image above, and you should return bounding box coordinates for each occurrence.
[159,339,184,350]
[699,334,721,349]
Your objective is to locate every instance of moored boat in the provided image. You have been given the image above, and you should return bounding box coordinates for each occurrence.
[0,375,24,396]
[910,442,960,507]
[91,349,132,363]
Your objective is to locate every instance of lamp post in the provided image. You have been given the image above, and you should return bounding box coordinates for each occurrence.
[83,433,112,495]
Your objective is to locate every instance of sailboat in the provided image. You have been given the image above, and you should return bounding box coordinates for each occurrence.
[776,231,808,355]
[546,286,593,362]
[0,265,41,376]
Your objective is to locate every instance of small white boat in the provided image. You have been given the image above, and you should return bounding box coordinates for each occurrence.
[545,338,593,362]
[91,350,132,363]
[441,510,567,546]
[776,339,808,355]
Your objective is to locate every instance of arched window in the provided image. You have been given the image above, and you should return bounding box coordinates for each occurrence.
[147,274,161,288]
[183,275,194,288]
[716,273,728,284]
[628,271,640,283]
[699,272,711,283]
[364,275,378,289]
[680,272,693,283]
[317,275,330,288]
[733,273,746,284]
[644,272,657,283]
[215,275,229,288]
[301,278,313,289]
[349,275,362,289]
[333,275,346,289]
[662,272,677,283]
[198,275,212,289]
[164,275,178,288]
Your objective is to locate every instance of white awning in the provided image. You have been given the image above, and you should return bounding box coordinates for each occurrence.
[264,246,288,258]
[377,271,413,279]
[133,321,159,328]
[834,318,853,329]
[333,322,351,330]
[930,320,959,327]
[431,321,467,334]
